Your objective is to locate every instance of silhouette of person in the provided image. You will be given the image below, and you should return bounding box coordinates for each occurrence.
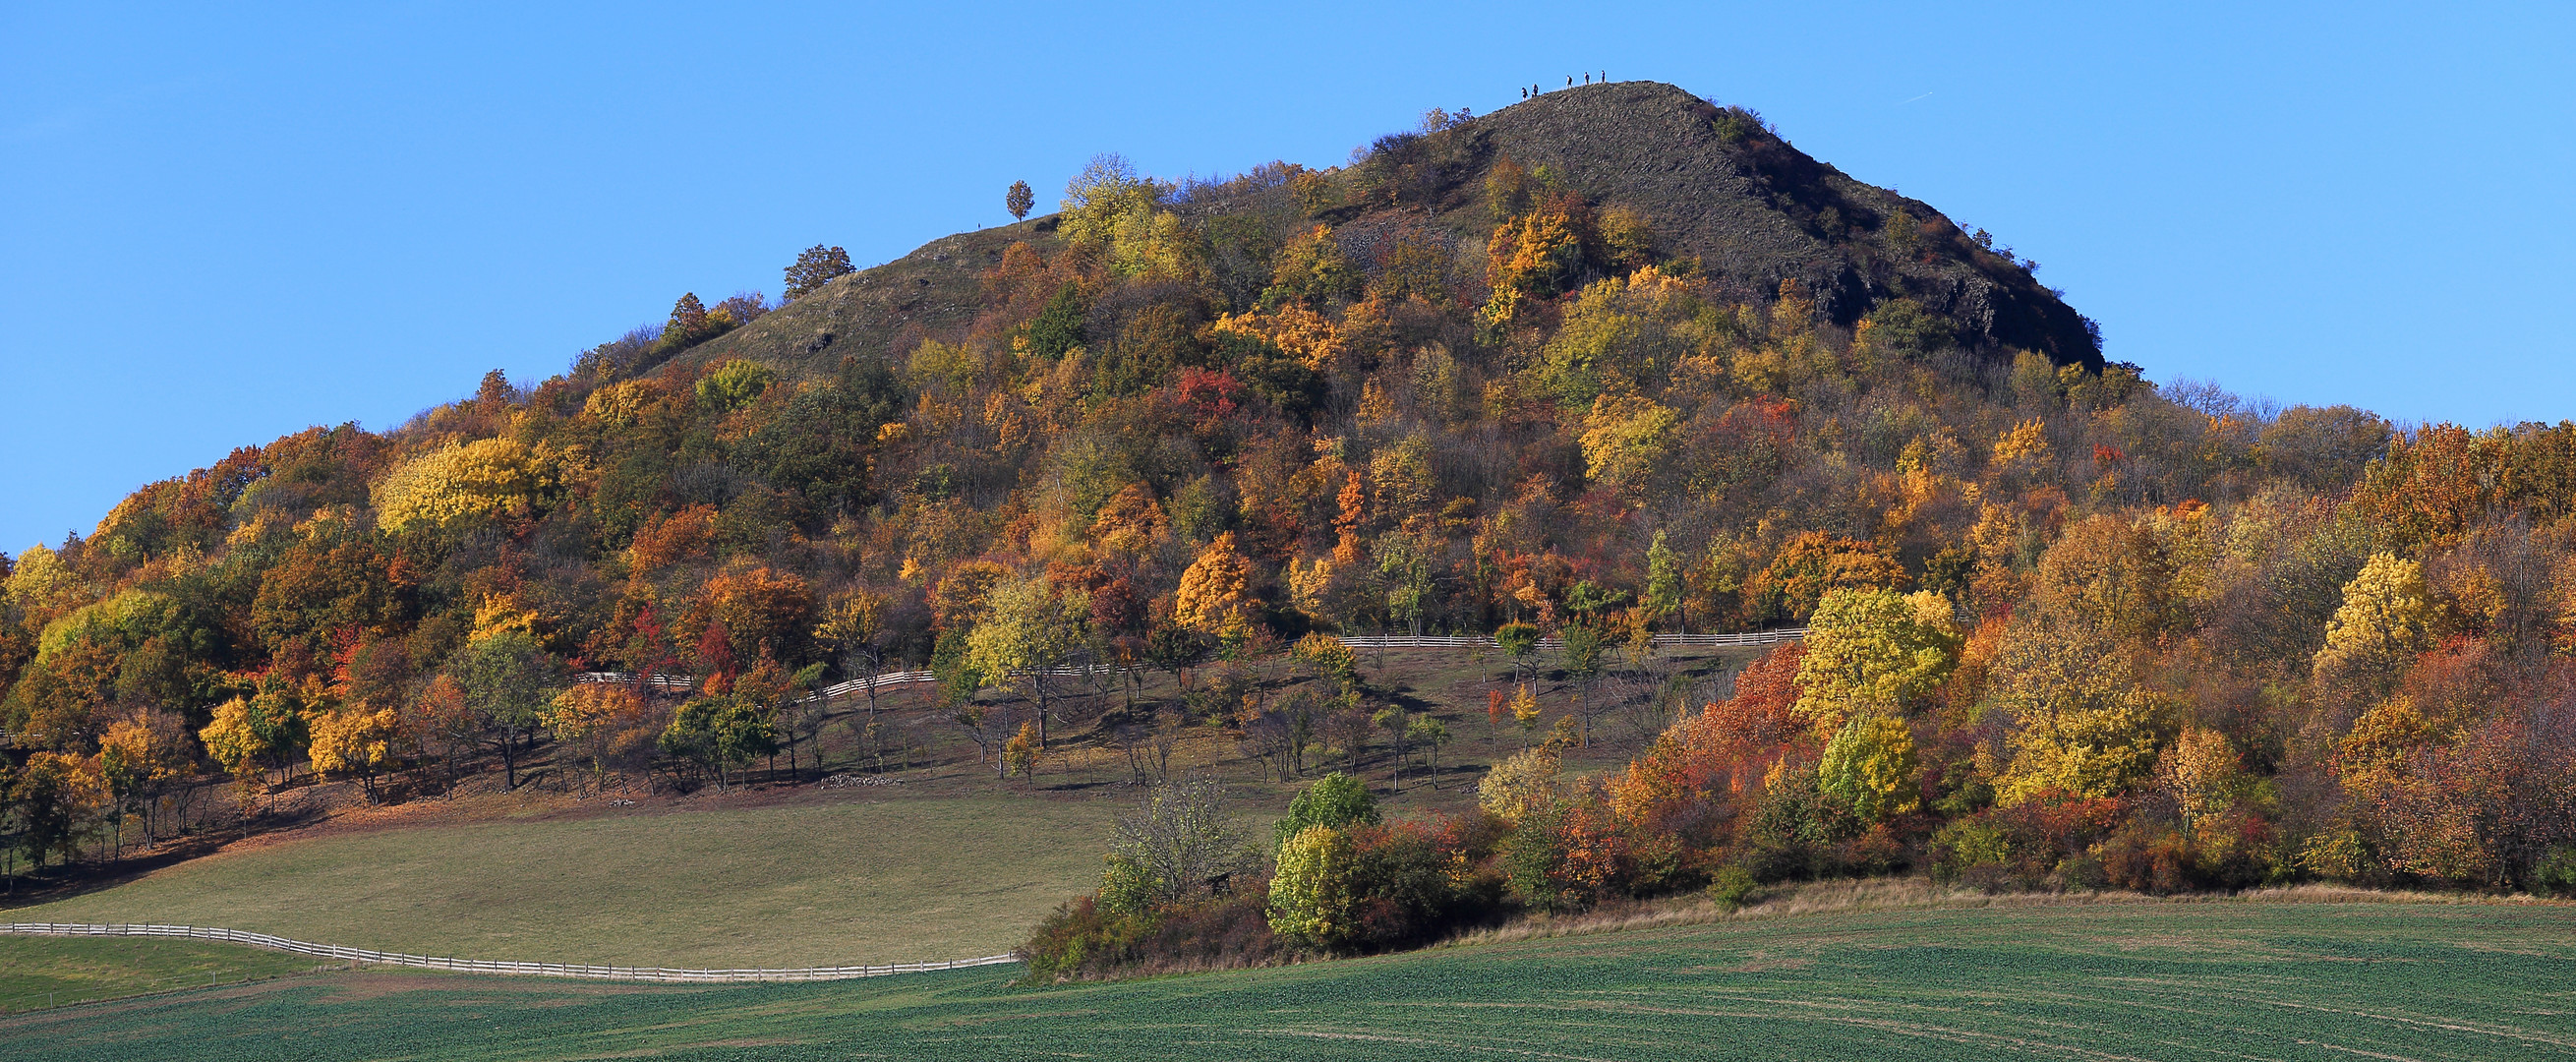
[1584,73,1591,85]
[1521,87,1528,100]
[1566,75,1573,88]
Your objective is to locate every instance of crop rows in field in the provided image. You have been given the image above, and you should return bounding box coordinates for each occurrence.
[7,900,2571,1061]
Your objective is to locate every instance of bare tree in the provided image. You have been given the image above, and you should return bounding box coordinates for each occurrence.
[1239,711,1294,782]
[1109,777,1255,905]
[1148,710,1182,783]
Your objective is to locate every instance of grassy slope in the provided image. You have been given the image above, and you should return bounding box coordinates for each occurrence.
[6,899,2572,1060]
[7,797,1114,968]
[0,646,1749,972]
[0,936,321,1015]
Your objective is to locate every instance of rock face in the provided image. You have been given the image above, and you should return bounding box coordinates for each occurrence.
[1458,82,2098,368]
[687,81,2099,378]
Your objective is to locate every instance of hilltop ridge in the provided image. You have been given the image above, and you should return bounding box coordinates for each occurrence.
[687,81,2098,380]
[1463,83,2098,365]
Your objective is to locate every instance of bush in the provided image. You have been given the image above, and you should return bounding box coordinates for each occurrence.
[1502,800,1622,914]
[2534,846,2576,898]
[1741,769,1849,882]
[1022,889,1288,983]
[1927,794,2126,890]
[1345,820,1502,950]
[1708,865,1759,910]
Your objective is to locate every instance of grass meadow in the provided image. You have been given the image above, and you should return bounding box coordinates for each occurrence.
[5,796,1115,968]
[0,935,322,1015]
[7,896,2572,1060]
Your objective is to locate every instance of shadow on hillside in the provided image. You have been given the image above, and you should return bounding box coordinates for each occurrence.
[0,837,231,912]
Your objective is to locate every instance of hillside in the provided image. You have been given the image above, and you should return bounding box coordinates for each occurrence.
[7,75,2576,972]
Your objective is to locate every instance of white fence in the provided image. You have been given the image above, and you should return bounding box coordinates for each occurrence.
[571,629,1807,697]
[1339,629,1808,650]
[0,922,1016,983]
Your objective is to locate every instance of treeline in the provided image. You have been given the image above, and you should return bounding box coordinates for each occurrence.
[5,107,2576,919]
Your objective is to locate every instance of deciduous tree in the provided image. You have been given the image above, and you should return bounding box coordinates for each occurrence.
[1005,181,1034,228]
[449,629,559,792]
[309,705,406,804]
[783,245,854,300]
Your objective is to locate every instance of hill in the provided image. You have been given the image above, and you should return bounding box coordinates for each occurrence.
[6,75,2576,970]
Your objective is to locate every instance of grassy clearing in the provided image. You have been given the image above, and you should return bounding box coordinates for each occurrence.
[3,797,1115,968]
[8,898,2572,1060]
[0,935,320,1014]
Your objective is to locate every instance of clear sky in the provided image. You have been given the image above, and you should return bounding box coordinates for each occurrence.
[4,2,2570,555]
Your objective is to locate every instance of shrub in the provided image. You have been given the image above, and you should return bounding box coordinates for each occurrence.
[1927,794,2125,890]
[1346,819,1502,950]
[1741,768,1846,882]
[1708,865,1759,910]
[2534,846,2576,898]
[1022,889,1288,983]
[1501,800,1625,914]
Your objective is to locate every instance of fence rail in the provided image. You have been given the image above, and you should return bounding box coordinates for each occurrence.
[1338,629,1808,650]
[572,629,1807,696]
[0,923,1017,983]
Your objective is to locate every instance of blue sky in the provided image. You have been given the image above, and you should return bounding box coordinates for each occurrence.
[4,2,2570,554]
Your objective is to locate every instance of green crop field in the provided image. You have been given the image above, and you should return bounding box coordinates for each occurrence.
[7,898,2571,1060]
[2,796,1114,968]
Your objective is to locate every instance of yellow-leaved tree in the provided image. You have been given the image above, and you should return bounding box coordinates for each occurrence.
[1174,533,1255,638]
[1478,744,1562,824]
[1578,393,1678,501]
[2313,552,2434,703]
[199,696,279,794]
[374,437,551,533]
[1058,153,1197,280]
[1267,824,1359,949]
[96,710,190,853]
[1791,588,1961,738]
[309,706,406,804]
[965,574,1090,747]
[1817,713,1918,823]
[1989,615,2173,803]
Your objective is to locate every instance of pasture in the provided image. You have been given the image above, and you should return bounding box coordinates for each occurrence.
[4,796,1115,968]
[0,934,321,1014]
[8,896,2571,1060]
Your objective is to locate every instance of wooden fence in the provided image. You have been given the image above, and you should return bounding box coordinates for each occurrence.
[1338,629,1808,650]
[0,922,1017,983]
[571,629,1806,697]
